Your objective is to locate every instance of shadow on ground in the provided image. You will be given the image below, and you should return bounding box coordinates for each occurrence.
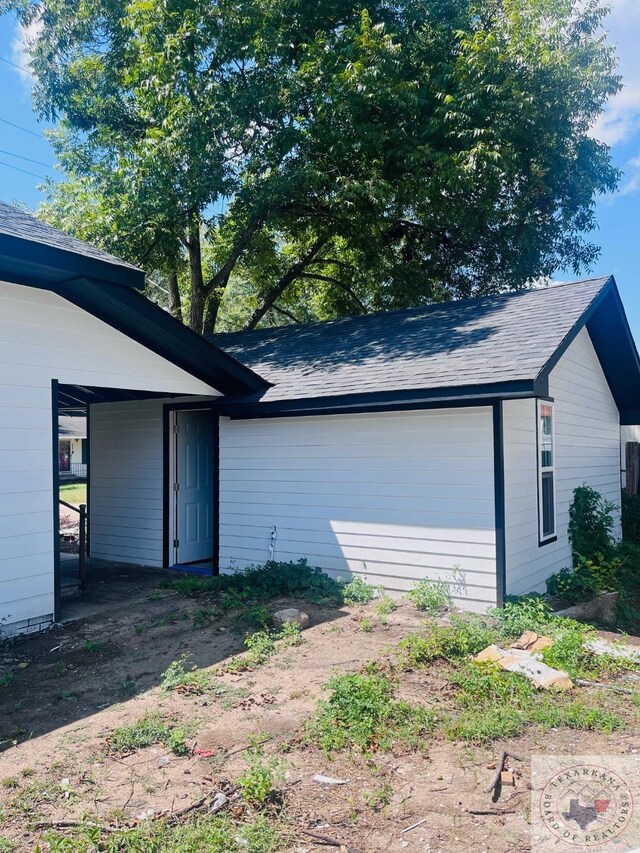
[0,563,345,748]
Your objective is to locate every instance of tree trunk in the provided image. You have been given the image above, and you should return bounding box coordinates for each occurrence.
[185,227,206,334]
[167,271,183,323]
[203,293,221,335]
[243,236,328,330]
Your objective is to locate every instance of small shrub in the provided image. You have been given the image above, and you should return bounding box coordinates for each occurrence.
[491,594,551,637]
[224,624,301,673]
[568,485,616,563]
[358,618,374,632]
[81,641,103,653]
[406,578,451,615]
[398,616,496,667]
[166,558,343,605]
[546,554,622,604]
[306,673,436,753]
[341,576,380,606]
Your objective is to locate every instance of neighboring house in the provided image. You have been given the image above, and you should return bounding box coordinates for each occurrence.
[1,202,639,634]
[58,415,87,478]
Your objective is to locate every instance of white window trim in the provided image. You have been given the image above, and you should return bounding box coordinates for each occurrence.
[538,399,557,544]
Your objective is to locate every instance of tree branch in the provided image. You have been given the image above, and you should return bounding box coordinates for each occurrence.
[299,272,367,312]
[242,236,329,330]
[272,303,303,324]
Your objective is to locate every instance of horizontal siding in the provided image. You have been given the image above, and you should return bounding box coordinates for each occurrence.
[504,328,621,595]
[0,279,218,629]
[90,400,167,567]
[219,408,498,611]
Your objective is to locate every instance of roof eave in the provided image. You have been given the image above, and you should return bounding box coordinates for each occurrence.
[215,379,539,419]
[0,232,145,290]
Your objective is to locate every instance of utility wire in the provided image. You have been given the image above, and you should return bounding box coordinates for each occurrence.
[0,115,45,139]
[0,158,47,180]
[0,148,54,169]
[0,55,31,74]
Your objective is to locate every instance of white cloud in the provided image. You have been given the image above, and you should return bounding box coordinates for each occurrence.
[590,0,640,146]
[10,17,42,86]
[619,154,640,195]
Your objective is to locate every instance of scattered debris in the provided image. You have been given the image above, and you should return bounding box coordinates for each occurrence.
[485,749,523,795]
[585,638,640,664]
[273,608,310,629]
[313,774,350,785]
[401,818,427,834]
[509,631,553,652]
[194,748,217,758]
[238,692,277,710]
[209,792,228,814]
[474,645,573,690]
[575,678,638,694]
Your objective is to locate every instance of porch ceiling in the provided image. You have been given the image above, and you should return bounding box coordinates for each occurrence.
[58,383,175,414]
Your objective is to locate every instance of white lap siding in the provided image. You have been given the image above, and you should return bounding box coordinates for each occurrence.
[0,281,216,634]
[219,407,498,611]
[504,327,621,595]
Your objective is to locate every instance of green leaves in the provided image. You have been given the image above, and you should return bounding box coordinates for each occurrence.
[6,0,621,331]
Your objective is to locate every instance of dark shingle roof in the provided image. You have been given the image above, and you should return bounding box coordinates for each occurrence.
[209,277,611,404]
[0,201,141,275]
[59,415,86,439]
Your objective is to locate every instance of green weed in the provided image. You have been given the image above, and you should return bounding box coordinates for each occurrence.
[161,656,216,695]
[490,594,551,638]
[81,641,103,654]
[306,673,436,754]
[237,740,284,807]
[398,616,496,667]
[341,576,380,606]
[407,578,452,614]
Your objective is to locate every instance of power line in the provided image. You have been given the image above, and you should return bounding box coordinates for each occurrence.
[0,55,31,75]
[0,116,45,139]
[0,158,47,180]
[0,148,54,169]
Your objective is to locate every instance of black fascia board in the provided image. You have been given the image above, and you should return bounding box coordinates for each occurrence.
[535,275,614,386]
[52,277,269,396]
[214,379,537,419]
[0,232,145,290]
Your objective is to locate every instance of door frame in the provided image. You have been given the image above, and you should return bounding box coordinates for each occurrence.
[162,401,219,573]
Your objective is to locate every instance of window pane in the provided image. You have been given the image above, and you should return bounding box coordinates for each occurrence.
[541,472,555,537]
[540,403,553,468]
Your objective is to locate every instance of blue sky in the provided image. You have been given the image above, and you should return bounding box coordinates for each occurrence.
[0,4,639,336]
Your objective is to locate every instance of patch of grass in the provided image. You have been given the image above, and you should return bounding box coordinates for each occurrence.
[224,624,302,674]
[406,578,452,614]
[306,673,436,754]
[341,576,380,606]
[542,621,631,680]
[193,607,220,628]
[59,482,86,507]
[398,616,496,667]
[0,838,17,852]
[81,640,103,654]
[106,713,190,756]
[41,814,281,853]
[5,779,65,818]
[358,618,373,633]
[0,671,14,689]
[161,656,217,695]
[441,660,623,743]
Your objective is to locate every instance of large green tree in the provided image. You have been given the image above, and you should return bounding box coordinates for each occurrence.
[5,0,620,333]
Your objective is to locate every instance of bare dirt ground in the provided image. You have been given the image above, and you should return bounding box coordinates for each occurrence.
[0,569,639,852]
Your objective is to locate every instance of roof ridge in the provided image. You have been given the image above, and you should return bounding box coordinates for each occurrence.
[210,276,611,341]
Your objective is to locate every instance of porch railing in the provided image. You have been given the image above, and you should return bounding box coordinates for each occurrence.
[60,500,87,590]
[59,463,87,478]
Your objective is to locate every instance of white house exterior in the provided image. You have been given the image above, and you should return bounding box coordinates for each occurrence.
[1,203,639,633]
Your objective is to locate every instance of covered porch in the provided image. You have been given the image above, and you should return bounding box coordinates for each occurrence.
[56,384,220,614]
